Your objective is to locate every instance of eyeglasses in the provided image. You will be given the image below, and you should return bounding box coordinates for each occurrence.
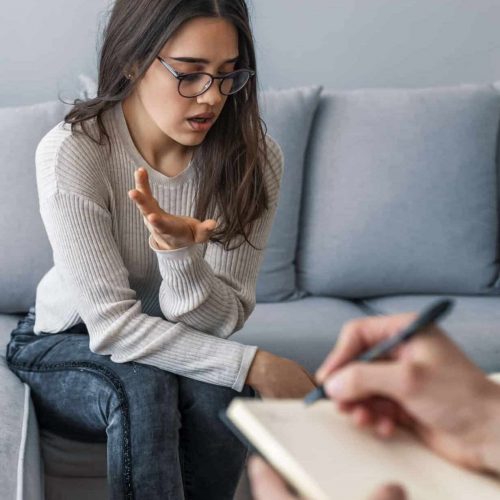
[156,56,256,98]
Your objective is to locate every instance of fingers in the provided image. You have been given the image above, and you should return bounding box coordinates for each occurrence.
[128,189,159,218]
[248,456,407,500]
[134,167,153,198]
[129,184,184,237]
[374,416,396,438]
[129,189,152,216]
[128,168,218,246]
[146,212,186,235]
[193,219,218,243]
[340,398,400,437]
[128,168,161,215]
[351,404,374,427]
[323,361,420,406]
[248,457,407,500]
[248,455,297,500]
[315,313,418,384]
[369,483,407,500]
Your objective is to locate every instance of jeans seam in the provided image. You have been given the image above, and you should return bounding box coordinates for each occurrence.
[180,424,194,498]
[8,359,135,500]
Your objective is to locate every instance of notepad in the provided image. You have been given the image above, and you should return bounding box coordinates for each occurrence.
[224,398,500,500]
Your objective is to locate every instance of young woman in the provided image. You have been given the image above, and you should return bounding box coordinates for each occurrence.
[6,1,315,499]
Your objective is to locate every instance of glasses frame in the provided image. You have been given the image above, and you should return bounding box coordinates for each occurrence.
[156,56,256,98]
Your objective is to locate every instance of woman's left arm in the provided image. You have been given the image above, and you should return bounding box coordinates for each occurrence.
[150,136,284,338]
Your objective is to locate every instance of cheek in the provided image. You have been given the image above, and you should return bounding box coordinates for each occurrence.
[138,78,190,129]
[153,100,188,129]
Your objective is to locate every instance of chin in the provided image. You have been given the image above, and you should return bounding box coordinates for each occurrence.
[173,133,206,146]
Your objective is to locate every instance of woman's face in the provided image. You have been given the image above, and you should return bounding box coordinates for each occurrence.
[131,16,239,146]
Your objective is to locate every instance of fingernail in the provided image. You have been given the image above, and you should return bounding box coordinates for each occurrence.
[324,375,343,397]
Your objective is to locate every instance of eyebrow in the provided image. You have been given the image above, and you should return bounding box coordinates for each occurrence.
[167,56,239,64]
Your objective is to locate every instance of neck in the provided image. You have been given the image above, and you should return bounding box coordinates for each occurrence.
[121,93,193,177]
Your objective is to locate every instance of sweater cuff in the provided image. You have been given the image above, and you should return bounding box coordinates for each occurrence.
[232,344,259,392]
[148,234,198,260]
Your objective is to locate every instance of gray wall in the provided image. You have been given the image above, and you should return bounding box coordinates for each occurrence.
[2,0,500,107]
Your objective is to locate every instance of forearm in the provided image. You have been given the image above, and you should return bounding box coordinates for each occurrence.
[476,381,500,475]
[150,236,259,338]
[40,191,257,392]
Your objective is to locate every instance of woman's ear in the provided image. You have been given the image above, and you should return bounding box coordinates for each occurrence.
[123,62,139,80]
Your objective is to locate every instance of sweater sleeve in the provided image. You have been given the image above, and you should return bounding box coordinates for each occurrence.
[38,189,258,392]
[148,135,285,339]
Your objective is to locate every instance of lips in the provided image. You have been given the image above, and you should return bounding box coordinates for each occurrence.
[187,112,215,120]
[187,117,214,131]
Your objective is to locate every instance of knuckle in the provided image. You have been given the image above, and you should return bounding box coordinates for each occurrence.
[344,318,361,331]
[400,362,425,397]
[338,319,361,342]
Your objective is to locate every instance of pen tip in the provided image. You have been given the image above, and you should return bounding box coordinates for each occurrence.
[303,386,325,406]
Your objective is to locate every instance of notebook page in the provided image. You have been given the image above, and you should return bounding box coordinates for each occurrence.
[227,399,500,500]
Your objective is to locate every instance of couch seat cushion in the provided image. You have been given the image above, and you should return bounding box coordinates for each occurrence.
[232,296,368,372]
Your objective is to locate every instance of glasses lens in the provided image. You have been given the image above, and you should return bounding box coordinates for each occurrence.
[221,71,251,95]
[179,73,213,97]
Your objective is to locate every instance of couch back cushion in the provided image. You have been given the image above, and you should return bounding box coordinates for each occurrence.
[256,85,323,302]
[0,86,322,313]
[296,83,500,297]
[0,101,68,313]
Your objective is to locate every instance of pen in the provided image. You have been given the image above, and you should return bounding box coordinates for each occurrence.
[303,298,455,406]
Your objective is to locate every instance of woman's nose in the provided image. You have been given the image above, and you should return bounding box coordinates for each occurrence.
[197,81,223,106]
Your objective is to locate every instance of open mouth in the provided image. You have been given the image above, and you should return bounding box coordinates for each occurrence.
[186,117,214,131]
[189,117,210,123]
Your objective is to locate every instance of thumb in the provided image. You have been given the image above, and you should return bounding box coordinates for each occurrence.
[323,362,415,405]
[369,483,407,500]
[248,455,296,500]
[193,219,218,242]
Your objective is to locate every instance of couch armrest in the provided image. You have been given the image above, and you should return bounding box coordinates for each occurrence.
[0,363,44,500]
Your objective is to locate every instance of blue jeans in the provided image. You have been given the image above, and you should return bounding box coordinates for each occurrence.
[6,306,255,500]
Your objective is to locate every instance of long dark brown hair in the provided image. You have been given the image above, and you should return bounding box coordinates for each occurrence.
[63,0,277,251]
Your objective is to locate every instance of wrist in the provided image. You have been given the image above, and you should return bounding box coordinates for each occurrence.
[157,242,179,251]
[150,234,189,251]
[246,349,274,389]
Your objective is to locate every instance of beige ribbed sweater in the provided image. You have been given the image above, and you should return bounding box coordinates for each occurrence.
[33,101,284,392]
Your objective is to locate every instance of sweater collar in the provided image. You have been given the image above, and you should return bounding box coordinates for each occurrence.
[110,100,196,186]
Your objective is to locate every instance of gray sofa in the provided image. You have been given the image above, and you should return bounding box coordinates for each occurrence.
[2,80,500,499]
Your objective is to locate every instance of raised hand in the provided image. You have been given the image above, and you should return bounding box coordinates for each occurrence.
[128,167,218,250]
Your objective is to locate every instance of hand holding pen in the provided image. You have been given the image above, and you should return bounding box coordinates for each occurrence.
[246,299,500,500]
[305,299,500,475]
[305,299,453,407]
